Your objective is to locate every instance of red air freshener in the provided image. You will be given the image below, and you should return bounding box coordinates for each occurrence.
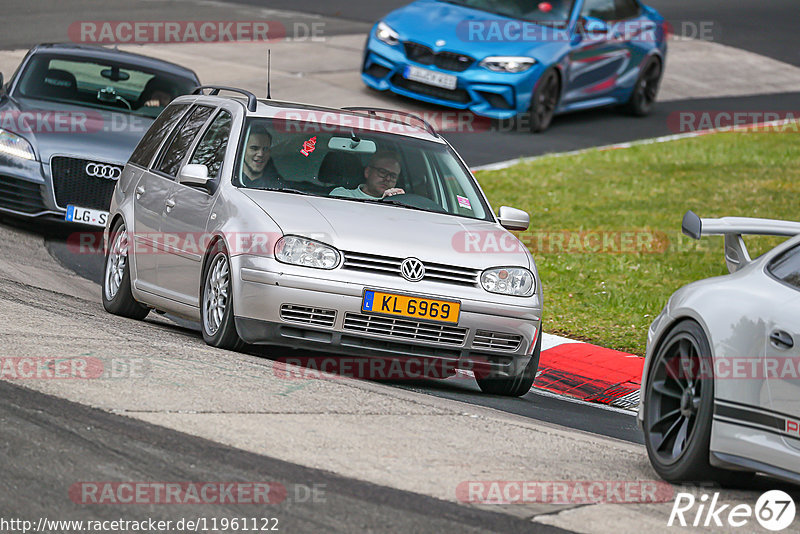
[538,2,553,13]
[300,136,317,157]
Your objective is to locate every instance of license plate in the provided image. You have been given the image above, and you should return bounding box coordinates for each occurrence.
[404,65,458,90]
[65,205,108,227]
[362,290,461,324]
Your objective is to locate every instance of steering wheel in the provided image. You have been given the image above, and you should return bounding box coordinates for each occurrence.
[381,193,445,212]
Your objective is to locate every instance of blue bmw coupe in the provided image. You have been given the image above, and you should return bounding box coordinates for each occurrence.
[362,0,667,132]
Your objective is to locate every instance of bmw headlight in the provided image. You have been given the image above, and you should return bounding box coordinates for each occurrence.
[481,267,535,296]
[480,56,537,73]
[275,236,341,270]
[0,129,35,160]
[376,21,400,46]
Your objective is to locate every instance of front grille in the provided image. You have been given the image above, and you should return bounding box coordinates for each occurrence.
[51,156,122,211]
[391,74,471,104]
[342,251,479,286]
[403,42,474,72]
[280,304,336,328]
[472,330,523,352]
[343,312,467,346]
[0,175,47,214]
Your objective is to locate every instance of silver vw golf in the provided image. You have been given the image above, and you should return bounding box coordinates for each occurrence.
[102,86,542,396]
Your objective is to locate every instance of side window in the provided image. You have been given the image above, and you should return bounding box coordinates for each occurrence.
[768,245,800,290]
[156,105,214,178]
[614,0,640,20]
[129,104,188,168]
[189,110,232,181]
[581,0,616,21]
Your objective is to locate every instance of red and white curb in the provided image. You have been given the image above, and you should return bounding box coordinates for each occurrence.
[537,333,642,413]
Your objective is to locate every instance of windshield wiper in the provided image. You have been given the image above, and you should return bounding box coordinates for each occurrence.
[262,187,311,196]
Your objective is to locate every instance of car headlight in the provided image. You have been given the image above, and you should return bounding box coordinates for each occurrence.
[275,236,341,270]
[481,267,535,296]
[0,128,36,160]
[480,56,537,73]
[376,21,400,46]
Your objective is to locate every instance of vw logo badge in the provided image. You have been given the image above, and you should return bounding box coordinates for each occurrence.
[435,39,446,47]
[85,162,122,180]
[400,258,425,282]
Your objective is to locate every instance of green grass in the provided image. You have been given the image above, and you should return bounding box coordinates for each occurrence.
[476,130,800,355]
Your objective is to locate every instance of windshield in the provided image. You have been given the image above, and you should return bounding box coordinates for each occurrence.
[15,55,197,118]
[233,117,493,222]
[441,0,575,23]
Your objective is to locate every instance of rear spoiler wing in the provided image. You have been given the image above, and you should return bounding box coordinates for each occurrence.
[682,210,800,274]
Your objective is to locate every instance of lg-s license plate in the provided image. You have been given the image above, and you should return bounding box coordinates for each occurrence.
[65,205,108,227]
[404,65,458,90]
[362,289,461,324]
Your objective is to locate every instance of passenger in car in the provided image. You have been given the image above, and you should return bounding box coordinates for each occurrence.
[329,151,405,199]
[240,125,285,188]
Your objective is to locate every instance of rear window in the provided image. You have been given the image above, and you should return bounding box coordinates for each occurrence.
[767,244,800,291]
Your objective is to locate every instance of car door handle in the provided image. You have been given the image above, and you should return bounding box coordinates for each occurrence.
[770,330,794,350]
[165,198,176,212]
[135,186,145,199]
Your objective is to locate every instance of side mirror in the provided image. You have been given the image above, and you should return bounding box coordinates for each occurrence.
[0,72,5,96]
[498,206,529,231]
[578,16,608,36]
[178,163,210,189]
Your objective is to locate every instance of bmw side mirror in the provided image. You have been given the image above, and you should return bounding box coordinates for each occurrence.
[578,16,608,36]
[178,163,210,189]
[498,206,529,231]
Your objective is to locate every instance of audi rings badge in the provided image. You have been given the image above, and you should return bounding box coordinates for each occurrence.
[85,163,123,180]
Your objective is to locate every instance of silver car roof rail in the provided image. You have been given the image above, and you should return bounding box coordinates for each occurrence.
[341,107,439,138]
[193,85,258,112]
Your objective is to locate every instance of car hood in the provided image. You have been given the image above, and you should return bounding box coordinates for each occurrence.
[384,0,569,59]
[240,190,532,270]
[2,96,152,165]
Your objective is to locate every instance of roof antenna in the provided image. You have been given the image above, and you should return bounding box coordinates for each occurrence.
[267,49,272,99]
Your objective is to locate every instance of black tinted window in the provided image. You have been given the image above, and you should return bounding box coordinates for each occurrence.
[615,0,640,19]
[129,104,187,168]
[190,110,232,181]
[156,106,214,177]
[768,245,800,290]
[582,0,616,20]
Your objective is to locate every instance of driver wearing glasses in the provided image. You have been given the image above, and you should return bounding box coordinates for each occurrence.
[330,151,405,199]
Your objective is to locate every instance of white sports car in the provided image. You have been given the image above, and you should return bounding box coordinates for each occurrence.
[640,211,800,485]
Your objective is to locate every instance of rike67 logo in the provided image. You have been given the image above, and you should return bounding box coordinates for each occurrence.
[669,490,796,531]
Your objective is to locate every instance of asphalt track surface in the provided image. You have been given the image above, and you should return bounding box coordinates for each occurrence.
[0,380,572,533]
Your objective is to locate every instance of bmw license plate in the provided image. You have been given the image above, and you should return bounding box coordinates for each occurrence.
[65,205,108,227]
[362,289,461,324]
[404,65,458,90]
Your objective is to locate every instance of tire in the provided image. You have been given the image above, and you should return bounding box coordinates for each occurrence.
[476,333,541,396]
[528,68,560,133]
[643,320,748,484]
[201,243,245,351]
[625,57,662,117]
[102,219,150,320]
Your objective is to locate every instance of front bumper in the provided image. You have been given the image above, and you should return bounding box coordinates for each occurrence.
[0,155,61,219]
[362,37,542,120]
[232,255,542,378]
